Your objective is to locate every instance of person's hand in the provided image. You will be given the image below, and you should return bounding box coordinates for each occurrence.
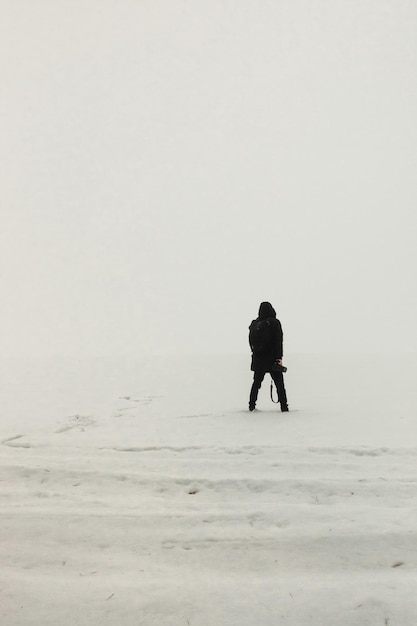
[278,359,283,366]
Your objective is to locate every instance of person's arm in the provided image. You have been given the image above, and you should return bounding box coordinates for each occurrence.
[274,319,283,360]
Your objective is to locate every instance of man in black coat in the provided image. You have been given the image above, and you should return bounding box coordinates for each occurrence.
[248,302,288,412]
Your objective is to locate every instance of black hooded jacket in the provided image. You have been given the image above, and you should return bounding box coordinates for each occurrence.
[249,302,283,372]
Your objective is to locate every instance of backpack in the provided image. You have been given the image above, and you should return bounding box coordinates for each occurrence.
[249,319,273,354]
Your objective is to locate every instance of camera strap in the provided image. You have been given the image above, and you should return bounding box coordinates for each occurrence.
[270,377,279,403]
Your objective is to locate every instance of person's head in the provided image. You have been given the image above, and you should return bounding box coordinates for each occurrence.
[258,302,276,319]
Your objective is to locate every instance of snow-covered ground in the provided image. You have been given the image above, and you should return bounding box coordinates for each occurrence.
[1,354,416,625]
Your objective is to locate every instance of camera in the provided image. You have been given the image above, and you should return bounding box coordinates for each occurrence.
[271,361,287,373]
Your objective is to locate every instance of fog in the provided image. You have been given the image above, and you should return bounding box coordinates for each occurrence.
[1,0,416,358]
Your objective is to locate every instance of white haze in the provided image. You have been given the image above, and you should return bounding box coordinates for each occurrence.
[1,0,416,358]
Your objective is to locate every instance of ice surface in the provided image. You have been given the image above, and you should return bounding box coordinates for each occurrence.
[1,354,416,625]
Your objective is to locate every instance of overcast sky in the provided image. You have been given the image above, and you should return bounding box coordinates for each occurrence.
[1,0,416,358]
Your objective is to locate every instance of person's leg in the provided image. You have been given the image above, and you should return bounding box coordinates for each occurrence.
[271,371,289,411]
[249,371,265,410]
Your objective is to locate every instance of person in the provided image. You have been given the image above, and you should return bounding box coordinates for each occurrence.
[248,302,288,412]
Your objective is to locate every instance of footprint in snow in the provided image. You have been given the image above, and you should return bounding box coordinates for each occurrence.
[55,415,95,434]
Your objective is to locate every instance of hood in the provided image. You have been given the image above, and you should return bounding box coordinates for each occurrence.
[258,301,276,320]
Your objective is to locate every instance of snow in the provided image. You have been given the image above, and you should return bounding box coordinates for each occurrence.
[1,354,416,625]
